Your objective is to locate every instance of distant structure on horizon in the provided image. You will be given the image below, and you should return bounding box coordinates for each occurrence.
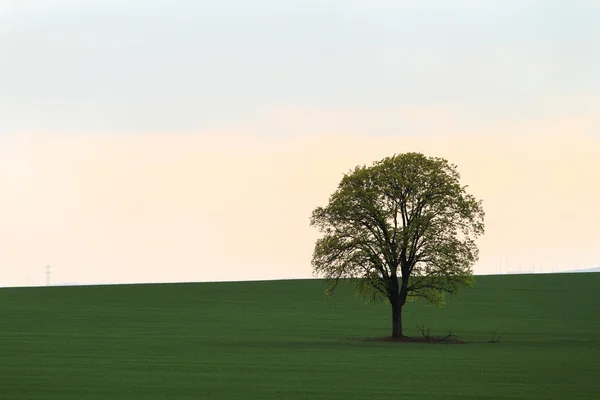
[566,266,600,274]
[46,265,51,286]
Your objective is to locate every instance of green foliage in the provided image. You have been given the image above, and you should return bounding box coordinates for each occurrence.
[0,274,599,399]
[311,152,484,305]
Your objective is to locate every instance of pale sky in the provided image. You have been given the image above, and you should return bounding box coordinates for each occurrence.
[1,1,599,287]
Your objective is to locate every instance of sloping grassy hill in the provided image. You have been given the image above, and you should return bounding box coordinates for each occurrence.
[1,274,599,399]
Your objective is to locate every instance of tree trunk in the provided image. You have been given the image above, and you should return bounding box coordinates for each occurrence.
[391,277,409,338]
[391,298,403,338]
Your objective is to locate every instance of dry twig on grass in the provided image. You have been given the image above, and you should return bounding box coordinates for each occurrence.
[490,329,506,343]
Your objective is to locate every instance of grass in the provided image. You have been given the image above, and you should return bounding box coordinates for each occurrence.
[1,273,599,399]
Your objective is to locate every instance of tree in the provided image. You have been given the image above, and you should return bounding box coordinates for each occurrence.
[310,152,485,338]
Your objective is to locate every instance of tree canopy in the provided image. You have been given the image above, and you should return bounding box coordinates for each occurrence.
[310,152,485,337]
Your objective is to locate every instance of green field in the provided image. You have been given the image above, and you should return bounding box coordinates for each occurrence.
[1,273,599,399]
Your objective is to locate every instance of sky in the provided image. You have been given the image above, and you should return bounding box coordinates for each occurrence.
[1,1,599,287]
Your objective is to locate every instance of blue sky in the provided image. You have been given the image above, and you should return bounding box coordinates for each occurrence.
[0,1,599,287]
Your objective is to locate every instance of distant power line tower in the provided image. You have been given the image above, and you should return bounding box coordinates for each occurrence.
[46,265,51,286]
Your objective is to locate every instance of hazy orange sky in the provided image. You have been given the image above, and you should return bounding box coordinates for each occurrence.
[1,1,599,286]
[1,113,599,287]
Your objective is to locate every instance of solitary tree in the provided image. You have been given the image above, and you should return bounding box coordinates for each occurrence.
[310,153,485,338]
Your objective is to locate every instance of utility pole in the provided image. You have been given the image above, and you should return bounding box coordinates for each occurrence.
[46,265,51,286]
